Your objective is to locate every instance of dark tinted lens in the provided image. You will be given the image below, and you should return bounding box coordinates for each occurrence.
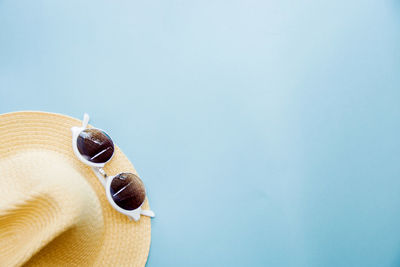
[110,173,146,210]
[77,129,114,163]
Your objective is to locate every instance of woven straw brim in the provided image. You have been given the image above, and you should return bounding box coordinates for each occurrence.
[0,111,151,267]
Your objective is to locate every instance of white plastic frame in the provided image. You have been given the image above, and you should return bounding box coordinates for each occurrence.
[71,113,155,221]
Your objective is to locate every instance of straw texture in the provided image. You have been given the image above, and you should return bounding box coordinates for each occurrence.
[0,111,151,267]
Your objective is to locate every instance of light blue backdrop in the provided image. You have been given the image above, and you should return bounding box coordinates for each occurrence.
[1,1,400,266]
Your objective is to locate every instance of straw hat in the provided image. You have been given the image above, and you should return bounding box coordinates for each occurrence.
[0,111,152,267]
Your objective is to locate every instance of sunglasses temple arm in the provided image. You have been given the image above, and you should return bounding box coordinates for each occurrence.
[91,167,107,188]
[82,113,90,129]
[140,209,155,218]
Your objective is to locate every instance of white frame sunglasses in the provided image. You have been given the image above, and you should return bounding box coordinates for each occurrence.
[71,113,155,221]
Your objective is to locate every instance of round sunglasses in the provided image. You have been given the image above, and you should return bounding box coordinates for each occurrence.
[71,114,155,221]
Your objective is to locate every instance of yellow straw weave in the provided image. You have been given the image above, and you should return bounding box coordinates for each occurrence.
[0,111,151,267]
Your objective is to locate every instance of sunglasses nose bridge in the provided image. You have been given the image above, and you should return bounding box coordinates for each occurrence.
[92,167,108,188]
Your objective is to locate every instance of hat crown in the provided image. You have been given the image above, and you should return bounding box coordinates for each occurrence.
[0,150,104,266]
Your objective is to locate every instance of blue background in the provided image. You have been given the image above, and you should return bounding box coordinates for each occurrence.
[1,1,400,266]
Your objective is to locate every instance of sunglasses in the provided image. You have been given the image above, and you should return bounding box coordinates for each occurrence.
[71,114,155,221]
